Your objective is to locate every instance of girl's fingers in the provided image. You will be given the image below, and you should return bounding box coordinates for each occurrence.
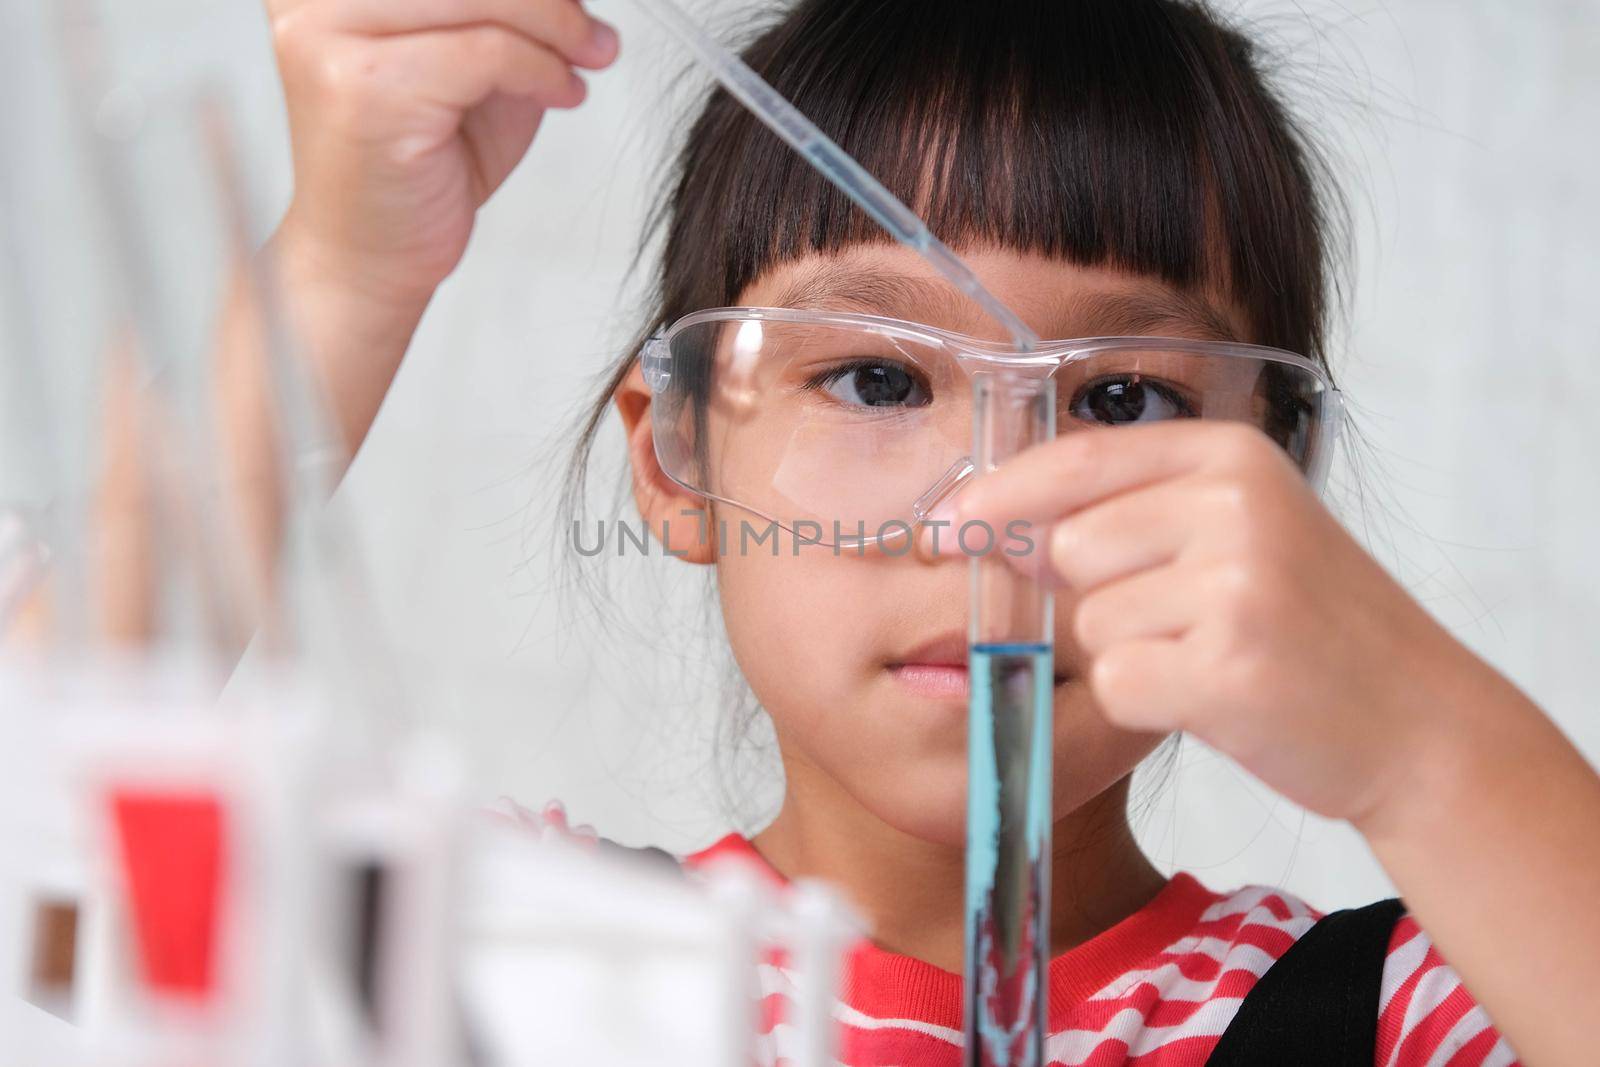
[957,421,1279,532]
[328,0,618,69]
[363,27,586,113]
[1086,636,1195,733]
[1045,479,1209,590]
[1070,562,1206,655]
[460,91,549,180]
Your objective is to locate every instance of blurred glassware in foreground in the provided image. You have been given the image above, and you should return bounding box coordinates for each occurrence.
[0,3,865,1065]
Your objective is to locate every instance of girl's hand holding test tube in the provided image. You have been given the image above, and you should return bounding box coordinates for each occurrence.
[953,416,1600,1053]
[952,418,1517,825]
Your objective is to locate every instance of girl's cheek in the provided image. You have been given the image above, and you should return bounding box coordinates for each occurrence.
[713,546,869,704]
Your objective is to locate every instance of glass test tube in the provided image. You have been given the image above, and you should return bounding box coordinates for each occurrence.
[965,372,1055,1067]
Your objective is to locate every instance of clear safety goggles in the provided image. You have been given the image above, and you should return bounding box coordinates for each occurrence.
[642,307,1344,548]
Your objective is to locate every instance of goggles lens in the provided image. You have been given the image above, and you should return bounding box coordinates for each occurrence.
[651,314,1336,544]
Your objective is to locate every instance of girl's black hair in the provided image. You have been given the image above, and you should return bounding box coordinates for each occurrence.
[560,0,1347,825]
[569,0,1344,490]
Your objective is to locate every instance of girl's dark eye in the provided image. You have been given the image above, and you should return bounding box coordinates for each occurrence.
[814,361,930,409]
[1069,374,1195,425]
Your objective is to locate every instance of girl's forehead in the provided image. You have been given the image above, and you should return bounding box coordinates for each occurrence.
[736,246,1250,344]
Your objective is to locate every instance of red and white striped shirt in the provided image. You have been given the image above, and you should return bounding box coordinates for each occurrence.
[685,835,1520,1067]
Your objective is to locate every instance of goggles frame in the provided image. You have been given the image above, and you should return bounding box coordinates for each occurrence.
[640,306,1346,540]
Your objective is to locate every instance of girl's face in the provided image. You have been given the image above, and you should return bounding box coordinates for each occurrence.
[621,244,1251,847]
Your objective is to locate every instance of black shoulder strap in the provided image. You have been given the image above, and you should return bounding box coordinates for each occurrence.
[1207,897,1406,1066]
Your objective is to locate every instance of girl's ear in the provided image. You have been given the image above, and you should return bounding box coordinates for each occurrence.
[613,362,716,565]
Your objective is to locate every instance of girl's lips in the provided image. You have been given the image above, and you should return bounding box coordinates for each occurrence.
[890,663,970,700]
[892,631,969,670]
[887,629,1074,700]
[888,630,970,700]
[890,661,1074,701]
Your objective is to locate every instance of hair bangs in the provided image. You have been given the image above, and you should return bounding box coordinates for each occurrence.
[658,0,1337,359]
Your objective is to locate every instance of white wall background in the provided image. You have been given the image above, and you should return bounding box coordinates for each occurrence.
[3,0,1598,911]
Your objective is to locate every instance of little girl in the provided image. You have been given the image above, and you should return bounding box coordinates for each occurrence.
[259,0,1600,1063]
